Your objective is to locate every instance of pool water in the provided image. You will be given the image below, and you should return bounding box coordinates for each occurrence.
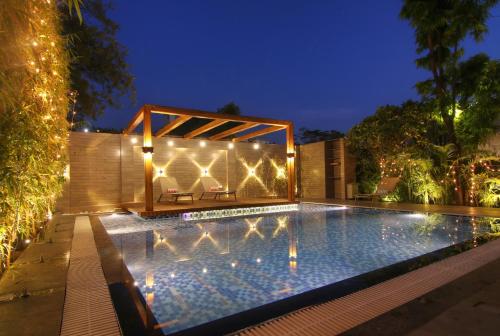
[101,204,491,334]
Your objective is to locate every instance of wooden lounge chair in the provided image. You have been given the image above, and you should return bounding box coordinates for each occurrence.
[199,176,237,201]
[157,176,194,203]
[354,177,400,202]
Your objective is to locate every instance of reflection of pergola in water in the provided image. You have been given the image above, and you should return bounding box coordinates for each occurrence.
[123,104,295,211]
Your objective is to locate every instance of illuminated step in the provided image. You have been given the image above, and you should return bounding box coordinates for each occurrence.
[181,204,299,221]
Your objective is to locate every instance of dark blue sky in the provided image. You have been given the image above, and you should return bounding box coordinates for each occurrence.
[97,0,500,134]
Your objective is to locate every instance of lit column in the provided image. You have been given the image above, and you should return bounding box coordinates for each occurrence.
[286,123,295,202]
[143,107,154,211]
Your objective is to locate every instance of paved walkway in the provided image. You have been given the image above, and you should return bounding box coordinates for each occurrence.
[0,215,74,336]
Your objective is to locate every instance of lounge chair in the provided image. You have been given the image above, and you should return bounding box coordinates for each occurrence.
[354,177,400,202]
[157,176,194,203]
[199,176,237,201]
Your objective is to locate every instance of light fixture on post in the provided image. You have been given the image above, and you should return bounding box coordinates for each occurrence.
[142,146,154,155]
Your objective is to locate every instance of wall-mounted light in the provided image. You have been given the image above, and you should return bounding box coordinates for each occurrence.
[83,128,89,133]
[200,140,206,147]
[202,267,208,274]
[157,169,164,176]
[130,137,137,144]
[250,168,255,176]
[256,258,261,263]
[253,143,260,150]
[167,140,174,147]
[202,168,209,176]
[228,142,234,149]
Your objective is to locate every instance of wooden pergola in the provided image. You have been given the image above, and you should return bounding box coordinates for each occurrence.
[123,104,295,211]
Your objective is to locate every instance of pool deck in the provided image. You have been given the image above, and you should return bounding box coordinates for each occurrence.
[302,198,500,217]
[0,200,498,336]
[124,197,294,218]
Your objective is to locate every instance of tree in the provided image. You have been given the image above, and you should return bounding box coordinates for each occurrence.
[217,102,241,115]
[455,55,500,152]
[298,128,344,144]
[347,101,431,193]
[60,0,135,120]
[400,0,498,147]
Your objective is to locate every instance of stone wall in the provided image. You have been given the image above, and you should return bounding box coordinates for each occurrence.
[58,132,287,213]
[298,141,326,198]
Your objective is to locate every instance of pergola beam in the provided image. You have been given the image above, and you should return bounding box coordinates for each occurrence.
[184,119,229,139]
[232,125,286,142]
[209,122,259,140]
[148,104,290,127]
[123,107,144,135]
[155,115,192,137]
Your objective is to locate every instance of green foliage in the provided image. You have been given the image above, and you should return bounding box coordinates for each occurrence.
[61,0,135,120]
[400,0,498,145]
[456,58,500,152]
[0,0,69,272]
[478,177,500,207]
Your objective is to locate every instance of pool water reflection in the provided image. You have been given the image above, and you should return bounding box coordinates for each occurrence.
[101,204,492,334]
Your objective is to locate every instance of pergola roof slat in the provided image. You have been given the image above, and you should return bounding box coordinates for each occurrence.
[183,119,229,139]
[209,122,259,140]
[123,107,144,135]
[155,115,192,137]
[232,125,286,142]
[147,104,291,127]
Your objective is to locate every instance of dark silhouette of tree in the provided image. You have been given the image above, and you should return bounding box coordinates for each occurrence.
[400,0,498,147]
[298,128,344,144]
[61,0,135,120]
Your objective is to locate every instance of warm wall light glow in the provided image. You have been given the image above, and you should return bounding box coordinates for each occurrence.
[228,142,234,149]
[200,140,206,147]
[157,169,164,176]
[253,143,260,150]
[167,140,174,147]
[144,152,153,159]
[202,168,209,176]
[130,137,137,144]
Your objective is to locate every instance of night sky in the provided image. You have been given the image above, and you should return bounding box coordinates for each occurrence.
[96,0,500,135]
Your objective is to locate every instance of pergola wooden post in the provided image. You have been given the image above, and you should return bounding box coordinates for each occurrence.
[286,124,295,202]
[143,107,154,211]
[123,104,296,212]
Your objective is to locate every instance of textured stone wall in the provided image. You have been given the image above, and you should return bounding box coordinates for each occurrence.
[298,141,326,198]
[57,132,287,213]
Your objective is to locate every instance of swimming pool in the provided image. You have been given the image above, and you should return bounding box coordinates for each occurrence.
[101,203,493,335]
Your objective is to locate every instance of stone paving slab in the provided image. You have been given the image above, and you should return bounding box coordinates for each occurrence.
[0,215,74,336]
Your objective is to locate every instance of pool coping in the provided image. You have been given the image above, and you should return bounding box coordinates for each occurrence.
[92,204,499,336]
